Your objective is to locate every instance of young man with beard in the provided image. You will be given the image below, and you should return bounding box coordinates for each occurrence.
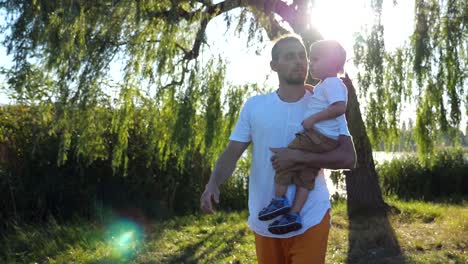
[258,39,349,236]
[200,34,356,264]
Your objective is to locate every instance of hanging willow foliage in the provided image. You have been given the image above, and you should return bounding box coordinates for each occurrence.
[0,0,268,173]
[354,0,466,161]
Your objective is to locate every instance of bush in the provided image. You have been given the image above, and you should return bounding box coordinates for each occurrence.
[377,149,468,200]
[0,105,247,223]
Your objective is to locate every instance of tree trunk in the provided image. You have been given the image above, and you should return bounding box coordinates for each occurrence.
[341,75,389,215]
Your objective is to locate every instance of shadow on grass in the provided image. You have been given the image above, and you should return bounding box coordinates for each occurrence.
[347,210,405,264]
[124,212,253,264]
[163,232,216,264]
[162,228,247,264]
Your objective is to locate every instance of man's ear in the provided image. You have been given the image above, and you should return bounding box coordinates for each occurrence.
[270,60,278,72]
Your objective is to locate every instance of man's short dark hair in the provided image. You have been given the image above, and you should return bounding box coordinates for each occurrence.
[271,34,305,61]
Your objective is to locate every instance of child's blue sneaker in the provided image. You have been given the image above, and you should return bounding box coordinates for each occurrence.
[258,197,291,221]
[268,212,302,234]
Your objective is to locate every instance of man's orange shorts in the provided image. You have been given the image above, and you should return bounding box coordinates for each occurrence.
[254,210,330,264]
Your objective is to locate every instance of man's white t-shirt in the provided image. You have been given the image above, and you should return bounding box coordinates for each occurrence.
[305,77,348,140]
[229,89,351,238]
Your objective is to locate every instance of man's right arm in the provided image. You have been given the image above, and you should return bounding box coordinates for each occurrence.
[200,140,250,214]
[270,135,356,172]
[298,135,356,169]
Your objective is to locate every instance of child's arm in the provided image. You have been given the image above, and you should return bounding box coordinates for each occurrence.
[302,101,346,130]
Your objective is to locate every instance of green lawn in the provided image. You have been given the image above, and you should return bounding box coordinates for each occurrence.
[1,198,466,263]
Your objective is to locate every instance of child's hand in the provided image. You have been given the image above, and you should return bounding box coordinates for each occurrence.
[304,84,314,93]
[302,117,316,130]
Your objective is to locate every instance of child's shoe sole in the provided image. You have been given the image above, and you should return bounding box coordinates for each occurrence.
[268,222,302,234]
[258,206,291,221]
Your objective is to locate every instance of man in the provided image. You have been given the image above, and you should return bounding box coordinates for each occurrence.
[200,34,356,264]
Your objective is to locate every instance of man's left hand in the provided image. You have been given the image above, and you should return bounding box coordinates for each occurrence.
[270,147,303,172]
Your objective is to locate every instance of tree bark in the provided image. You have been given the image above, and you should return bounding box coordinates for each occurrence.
[341,75,389,215]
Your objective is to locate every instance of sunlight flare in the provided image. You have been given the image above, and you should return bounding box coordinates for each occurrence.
[105,219,144,260]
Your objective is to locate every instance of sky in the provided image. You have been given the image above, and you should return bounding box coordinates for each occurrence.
[205,0,415,86]
[0,0,466,131]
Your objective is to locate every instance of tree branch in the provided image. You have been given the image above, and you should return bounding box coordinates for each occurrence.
[147,0,298,62]
[272,0,297,25]
[184,0,250,60]
[160,61,189,90]
[196,0,213,5]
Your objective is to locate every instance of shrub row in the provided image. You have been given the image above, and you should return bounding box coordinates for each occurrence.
[376,149,467,201]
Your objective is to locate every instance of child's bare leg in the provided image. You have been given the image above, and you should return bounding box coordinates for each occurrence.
[275,182,288,198]
[291,186,309,213]
[290,167,317,213]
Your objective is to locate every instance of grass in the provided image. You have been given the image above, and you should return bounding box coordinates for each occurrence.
[1,198,466,263]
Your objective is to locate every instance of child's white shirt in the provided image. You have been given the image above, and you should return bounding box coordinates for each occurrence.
[305,77,348,140]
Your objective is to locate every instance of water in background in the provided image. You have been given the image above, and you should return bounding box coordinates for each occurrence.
[326,151,416,197]
[372,151,414,164]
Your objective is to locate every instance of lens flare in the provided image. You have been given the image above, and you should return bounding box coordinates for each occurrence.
[105,218,144,260]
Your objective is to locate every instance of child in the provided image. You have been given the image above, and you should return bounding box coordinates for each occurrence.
[258,40,349,235]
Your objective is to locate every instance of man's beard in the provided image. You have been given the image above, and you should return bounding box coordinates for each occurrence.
[284,76,305,85]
